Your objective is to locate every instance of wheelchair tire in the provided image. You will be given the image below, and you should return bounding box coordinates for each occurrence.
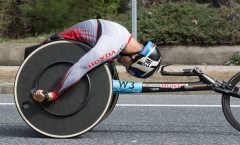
[222,72,240,132]
[14,40,113,138]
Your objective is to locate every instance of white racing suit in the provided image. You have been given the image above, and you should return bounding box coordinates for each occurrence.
[52,19,132,98]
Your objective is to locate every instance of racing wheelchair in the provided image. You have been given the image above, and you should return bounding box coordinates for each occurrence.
[14,37,240,138]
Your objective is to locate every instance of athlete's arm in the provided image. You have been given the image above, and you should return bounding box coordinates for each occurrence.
[52,35,121,98]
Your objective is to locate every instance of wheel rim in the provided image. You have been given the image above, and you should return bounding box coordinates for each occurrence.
[222,72,240,131]
[14,40,113,138]
[34,61,91,117]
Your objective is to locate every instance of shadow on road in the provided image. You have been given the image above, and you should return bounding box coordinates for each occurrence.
[0,124,46,138]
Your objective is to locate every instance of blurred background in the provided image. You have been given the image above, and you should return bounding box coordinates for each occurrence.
[1,0,240,46]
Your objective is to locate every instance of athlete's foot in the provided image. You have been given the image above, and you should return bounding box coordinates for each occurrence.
[32,89,54,103]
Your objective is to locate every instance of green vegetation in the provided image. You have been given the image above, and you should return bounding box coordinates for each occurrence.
[108,2,240,45]
[1,1,240,46]
[226,51,240,65]
[0,0,122,39]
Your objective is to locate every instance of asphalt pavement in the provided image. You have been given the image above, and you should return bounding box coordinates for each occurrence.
[1,94,240,144]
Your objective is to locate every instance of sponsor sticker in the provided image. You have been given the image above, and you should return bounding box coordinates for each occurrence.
[142,59,152,67]
[143,84,188,88]
[88,50,116,68]
[150,88,159,91]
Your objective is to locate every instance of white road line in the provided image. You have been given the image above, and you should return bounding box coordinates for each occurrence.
[116,104,240,107]
[0,103,15,105]
[1,103,240,107]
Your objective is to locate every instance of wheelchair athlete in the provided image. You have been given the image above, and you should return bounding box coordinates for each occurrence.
[32,19,162,102]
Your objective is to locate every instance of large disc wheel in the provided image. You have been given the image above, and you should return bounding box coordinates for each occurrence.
[222,72,240,132]
[14,40,113,138]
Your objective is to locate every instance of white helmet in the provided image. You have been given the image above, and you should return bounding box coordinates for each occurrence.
[122,41,162,78]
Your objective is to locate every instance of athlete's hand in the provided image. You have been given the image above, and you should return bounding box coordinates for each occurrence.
[33,90,45,102]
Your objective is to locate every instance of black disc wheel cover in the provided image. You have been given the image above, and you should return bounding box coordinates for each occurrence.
[14,40,113,138]
[35,61,91,117]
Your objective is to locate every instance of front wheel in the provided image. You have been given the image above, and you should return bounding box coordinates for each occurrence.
[222,72,240,132]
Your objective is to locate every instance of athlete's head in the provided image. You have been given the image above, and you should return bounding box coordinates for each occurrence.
[118,41,162,78]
